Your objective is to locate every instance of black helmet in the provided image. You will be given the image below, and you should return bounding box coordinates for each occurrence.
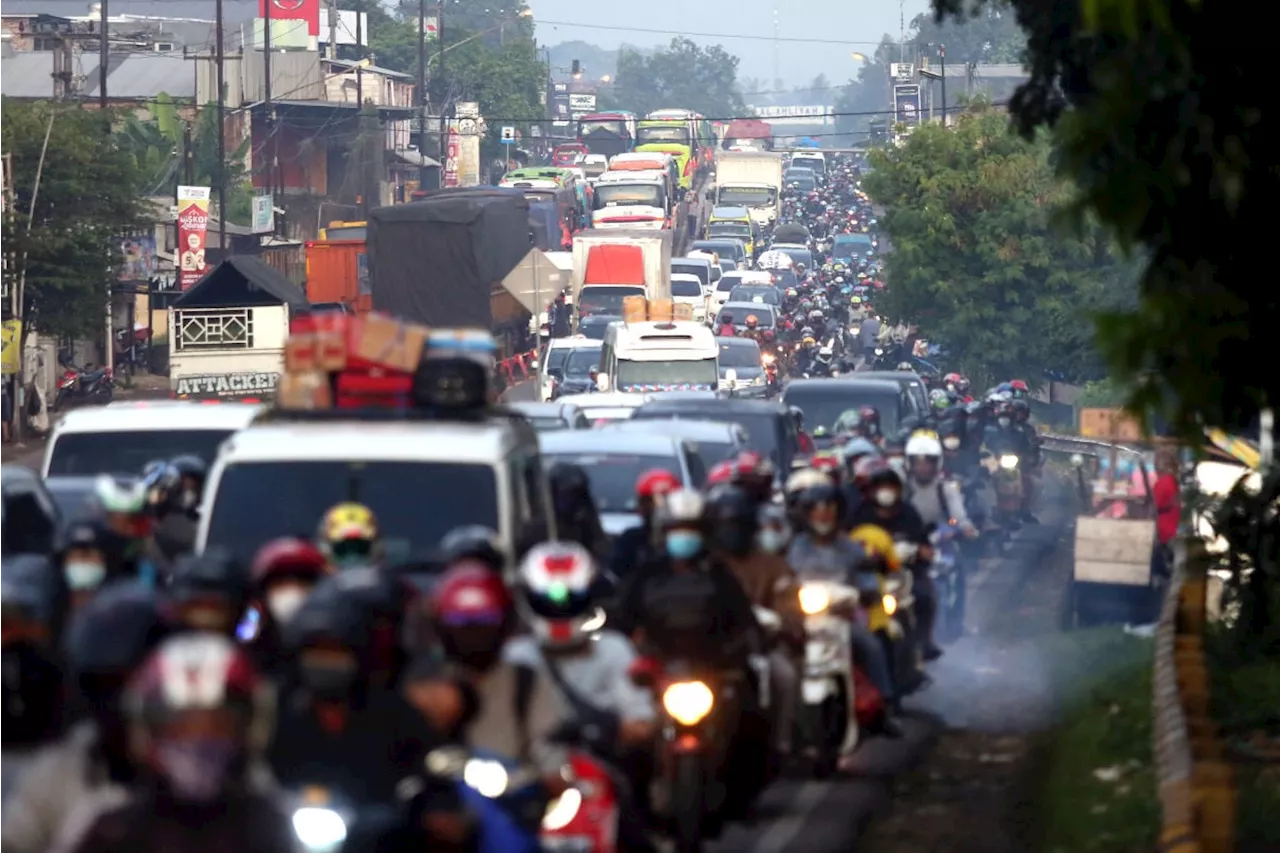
[66,580,170,678]
[169,454,208,511]
[284,573,371,654]
[439,526,506,573]
[704,484,757,557]
[2,554,68,648]
[170,454,207,482]
[166,548,249,634]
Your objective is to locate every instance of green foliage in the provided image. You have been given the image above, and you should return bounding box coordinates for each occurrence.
[611,38,745,119]
[930,0,1274,434]
[1075,377,1129,408]
[863,103,1137,389]
[1,100,147,339]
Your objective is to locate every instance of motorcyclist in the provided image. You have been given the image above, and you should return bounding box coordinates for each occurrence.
[316,501,383,570]
[54,516,114,611]
[611,469,680,582]
[504,541,659,853]
[785,481,901,736]
[705,485,803,754]
[164,548,249,637]
[548,462,610,563]
[717,312,736,337]
[53,634,296,853]
[857,314,880,365]
[903,432,975,534]
[246,537,332,676]
[838,437,881,529]
[92,476,162,587]
[1009,399,1042,521]
[151,454,205,561]
[858,405,884,445]
[1,582,172,853]
[845,459,939,661]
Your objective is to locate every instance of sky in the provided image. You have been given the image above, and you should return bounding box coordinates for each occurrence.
[530,0,931,93]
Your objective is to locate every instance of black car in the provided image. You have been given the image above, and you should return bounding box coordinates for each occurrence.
[781,378,913,438]
[716,337,770,398]
[856,370,931,419]
[552,343,604,396]
[631,398,800,471]
[2,466,61,555]
[576,314,619,341]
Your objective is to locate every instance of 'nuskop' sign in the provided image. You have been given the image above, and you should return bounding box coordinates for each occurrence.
[174,372,280,398]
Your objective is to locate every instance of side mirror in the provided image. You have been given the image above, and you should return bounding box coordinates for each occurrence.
[596,374,611,392]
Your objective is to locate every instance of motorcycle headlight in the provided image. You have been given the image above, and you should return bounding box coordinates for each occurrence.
[799,584,831,615]
[463,758,509,798]
[762,352,776,365]
[543,787,583,831]
[662,681,715,726]
[999,454,1020,470]
[293,808,348,850]
[874,347,884,356]
[882,594,898,616]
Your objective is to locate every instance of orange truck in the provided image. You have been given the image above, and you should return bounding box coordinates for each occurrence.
[303,239,372,313]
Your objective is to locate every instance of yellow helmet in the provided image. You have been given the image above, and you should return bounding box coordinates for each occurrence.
[849,523,900,572]
[318,502,380,566]
[802,335,816,346]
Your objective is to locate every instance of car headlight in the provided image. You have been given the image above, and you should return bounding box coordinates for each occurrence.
[543,787,583,831]
[662,681,715,726]
[293,808,347,850]
[999,454,1020,470]
[799,584,830,615]
[882,594,898,616]
[463,758,509,798]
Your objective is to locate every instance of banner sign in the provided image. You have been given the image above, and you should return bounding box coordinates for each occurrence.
[251,195,274,233]
[1,320,21,375]
[894,84,921,127]
[119,232,157,281]
[174,371,280,398]
[260,0,320,37]
[569,93,597,112]
[176,186,211,291]
[443,128,461,187]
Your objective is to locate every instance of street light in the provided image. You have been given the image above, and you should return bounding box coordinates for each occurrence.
[600,74,611,83]
[851,52,868,63]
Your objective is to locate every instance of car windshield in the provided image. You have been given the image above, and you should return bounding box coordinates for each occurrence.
[792,158,824,175]
[636,126,689,145]
[709,223,751,239]
[783,387,899,435]
[786,176,815,191]
[593,183,664,209]
[616,358,719,390]
[564,347,601,377]
[671,264,708,286]
[545,347,573,374]
[205,460,499,565]
[580,120,627,137]
[544,452,680,512]
[718,186,777,206]
[717,276,743,293]
[637,410,780,461]
[719,342,763,368]
[726,306,775,328]
[579,286,644,316]
[694,241,742,260]
[577,319,615,340]
[47,429,236,477]
[771,269,799,290]
[671,278,703,297]
[729,286,779,304]
[774,248,812,269]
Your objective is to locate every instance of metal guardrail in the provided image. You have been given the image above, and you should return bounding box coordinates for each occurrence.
[1040,432,1148,459]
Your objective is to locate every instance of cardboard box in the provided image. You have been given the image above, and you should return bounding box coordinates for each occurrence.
[349,314,429,374]
[1080,407,1143,440]
[621,295,647,323]
[277,371,333,410]
[649,298,675,322]
[672,303,694,321]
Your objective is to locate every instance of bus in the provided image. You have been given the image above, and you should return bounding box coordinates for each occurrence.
[644,109,716,175]
[576,111,639,157]
[599,319,720,393]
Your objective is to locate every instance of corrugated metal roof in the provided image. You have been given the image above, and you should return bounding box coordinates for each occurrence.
[80,53,194,98]
[1,0,256,24]
[0,51,99,97]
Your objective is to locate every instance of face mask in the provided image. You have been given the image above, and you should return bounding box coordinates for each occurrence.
[998,417,1011,428]
[266,587,308,625]
[874,487,898,507]
[665,531,703,560]
[153,736,240,803]
[757,528,787,554]
[179,489,200,512]
[810,519,836,536]
[64,561,106,591]
[300,658,359,699]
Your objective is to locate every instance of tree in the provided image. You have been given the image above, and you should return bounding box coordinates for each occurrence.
[610,38,745,118]
[910,5,1025,64]
[930,0,1275,434]
[863,102,1137,389]
[1,100,147,340]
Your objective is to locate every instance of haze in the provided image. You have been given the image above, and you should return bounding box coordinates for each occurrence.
[532,0,931,90]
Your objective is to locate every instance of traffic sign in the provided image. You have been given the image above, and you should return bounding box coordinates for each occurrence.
[500,126,516,143]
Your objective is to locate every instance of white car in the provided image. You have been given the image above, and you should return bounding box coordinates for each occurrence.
[709,270,774,319]
[671,273,709,323]
[538,335,603,402]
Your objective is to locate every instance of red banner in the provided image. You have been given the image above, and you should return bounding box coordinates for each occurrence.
[443,127,461,188]
[260,0,320,37]
[176,186,211,291]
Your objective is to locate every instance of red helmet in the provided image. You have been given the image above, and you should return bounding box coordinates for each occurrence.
[762,330,776,342]
[707,460,736,485]
[1010,379,1029,392]
[250,537,329,589]
[432,561,513,627]
[636,469,680,500]
[943,372,962,385]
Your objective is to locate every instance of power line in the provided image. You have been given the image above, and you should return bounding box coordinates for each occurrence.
[535,19,889,47]
[432,103,1009,124]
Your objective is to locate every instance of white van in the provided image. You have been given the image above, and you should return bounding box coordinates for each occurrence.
[590,172,669,229]
[789,150,826,182]
[599,320,719,393]
[42,401,262,479]
[670,273,709,323]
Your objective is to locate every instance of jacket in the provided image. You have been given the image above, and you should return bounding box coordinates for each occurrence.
[720,552,804,648]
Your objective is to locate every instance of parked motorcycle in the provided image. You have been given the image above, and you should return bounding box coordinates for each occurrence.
[53,363,114,411]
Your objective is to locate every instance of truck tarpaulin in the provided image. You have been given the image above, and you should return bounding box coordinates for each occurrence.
[583,244,645,286]
[528,201,560,251]
[367,188,531,326]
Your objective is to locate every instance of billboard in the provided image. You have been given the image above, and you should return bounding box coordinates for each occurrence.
[259,0,320,37]
[176,186,211,291]
[746,105,834,126]
[894,84,921,127]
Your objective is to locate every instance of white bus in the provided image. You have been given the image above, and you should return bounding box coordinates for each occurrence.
[598,320,719,393]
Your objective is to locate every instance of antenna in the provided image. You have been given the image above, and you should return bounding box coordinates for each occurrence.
[900,0,906,63]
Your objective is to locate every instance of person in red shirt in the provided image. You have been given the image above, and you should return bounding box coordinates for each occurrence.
[1150,447,1180,590]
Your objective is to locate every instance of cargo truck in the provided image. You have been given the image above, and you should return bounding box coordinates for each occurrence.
[570,230,672,322]
[304,239,371,313]
[711,151,784,226]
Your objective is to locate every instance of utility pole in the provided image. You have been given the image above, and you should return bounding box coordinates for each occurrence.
[355,0,363,106]
[264,0,275,201]
[13,111,55,443]
[215,0,227,253]
[98,0,109,115]
[938,44,947,126]
[417,0,426,185]
[327,0,337,59]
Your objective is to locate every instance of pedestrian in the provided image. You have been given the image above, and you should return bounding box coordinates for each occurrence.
[550,293,571,338]
[2,379,12,444]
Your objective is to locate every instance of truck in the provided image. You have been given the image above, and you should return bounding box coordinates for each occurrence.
[721,118,774,151]
[304,239,371,313]
[570,229,672,321]
[367,187,534,357]
[712,151,784,227]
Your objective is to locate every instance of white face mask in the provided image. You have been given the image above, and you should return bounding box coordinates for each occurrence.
[757,528,788,554]
[874,487,898,507]
[943,436,961,451]
[64,561,107,591]
[998,417,1011,428]
[809,519,836,536]
[266,587,309,625]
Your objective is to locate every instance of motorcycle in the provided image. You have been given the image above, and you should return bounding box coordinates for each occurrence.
[53,363,114,410]
[425,746,551,853]
[761,351,781,393]
[865,564,924,699]
[540,748,620,853]
[794,580,861,777]
[985,451,1025,533]
[929,522,967,644]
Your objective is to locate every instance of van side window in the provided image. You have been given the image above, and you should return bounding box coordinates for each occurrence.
[522,451,552,534]
[508,456,531,522]
[685,447,708,488]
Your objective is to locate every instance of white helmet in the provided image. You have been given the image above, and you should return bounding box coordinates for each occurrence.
[785,468,830,496]
[516,541,600,648]
[904,432,943,458]
[656,488,705,528]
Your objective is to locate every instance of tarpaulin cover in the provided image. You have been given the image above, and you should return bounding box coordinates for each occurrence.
[772,223,811,245]
[583,244,645,286]
[528,201,559,251]
[367,188,531,326]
